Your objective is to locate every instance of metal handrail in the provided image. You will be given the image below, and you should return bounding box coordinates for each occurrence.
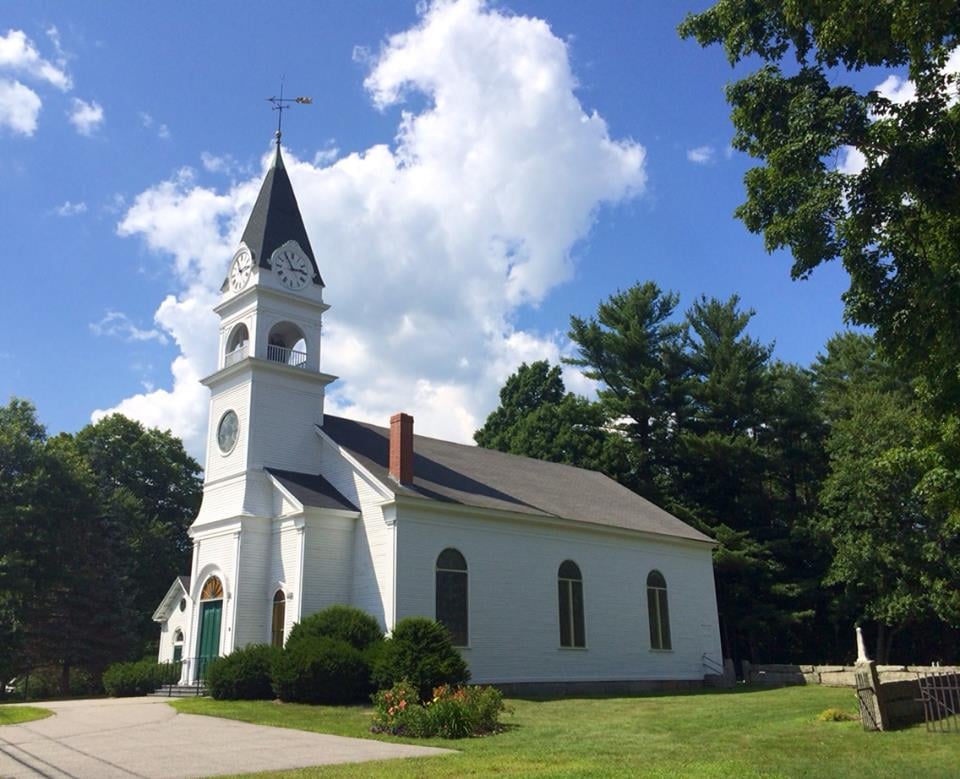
[159,656,211,696]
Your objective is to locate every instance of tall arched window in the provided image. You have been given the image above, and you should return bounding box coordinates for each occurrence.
[271,590,286,648]
[558,560,585,648]
[435,548,468,646]
[647,570,671,650]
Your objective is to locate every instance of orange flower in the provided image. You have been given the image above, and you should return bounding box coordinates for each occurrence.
[398,699,407,710]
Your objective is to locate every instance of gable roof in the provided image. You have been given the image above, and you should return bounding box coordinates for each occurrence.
[266,468,358,512]
[320,414,713,544]
[240,144,324,285]
[152,576,191,622]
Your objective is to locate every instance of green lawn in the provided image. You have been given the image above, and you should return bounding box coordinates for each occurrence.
[0,705,52,726]
[172,685,960,778]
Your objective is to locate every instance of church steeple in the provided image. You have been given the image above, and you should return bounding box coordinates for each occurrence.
[240,143,324,286]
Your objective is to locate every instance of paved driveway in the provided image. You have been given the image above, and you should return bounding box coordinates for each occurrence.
[0,696,451,778]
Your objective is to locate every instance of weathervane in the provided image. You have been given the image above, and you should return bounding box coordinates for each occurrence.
[267,81,312,143]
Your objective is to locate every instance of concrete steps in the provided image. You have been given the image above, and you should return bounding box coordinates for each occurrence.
[149,684,207,698]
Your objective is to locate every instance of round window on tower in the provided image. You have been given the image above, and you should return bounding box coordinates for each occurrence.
[217,410,239,454]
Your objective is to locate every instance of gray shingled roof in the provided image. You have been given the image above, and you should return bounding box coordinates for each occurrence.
[266,467,358,512]
[320,415,713,544]
[240,144,324,285]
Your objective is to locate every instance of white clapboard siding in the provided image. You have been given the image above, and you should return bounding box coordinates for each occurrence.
[317,435,395,631]
[300,513,355,618]
[395,507,722,684]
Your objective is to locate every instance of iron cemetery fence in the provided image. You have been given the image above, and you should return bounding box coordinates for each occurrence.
[918,670,960,733]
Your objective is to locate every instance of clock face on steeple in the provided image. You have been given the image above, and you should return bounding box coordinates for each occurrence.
[229,248,253,291]
[272,246,310,290]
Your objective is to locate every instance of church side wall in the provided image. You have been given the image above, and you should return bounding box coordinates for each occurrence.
[317,437,395,631]
[395,509,722,684]
[301,513,355,620]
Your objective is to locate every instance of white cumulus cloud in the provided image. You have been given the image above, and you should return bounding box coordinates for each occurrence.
[0,28,71,90]
[96,0,644,457]
[68,97,104,136]
[0,78,41,135]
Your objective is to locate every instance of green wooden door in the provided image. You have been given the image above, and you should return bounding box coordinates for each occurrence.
[197,600,222,679]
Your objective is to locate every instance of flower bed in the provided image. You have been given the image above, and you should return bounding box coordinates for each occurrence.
[371,680,507,738]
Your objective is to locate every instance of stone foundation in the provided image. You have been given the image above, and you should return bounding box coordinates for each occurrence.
[742,662,960,688]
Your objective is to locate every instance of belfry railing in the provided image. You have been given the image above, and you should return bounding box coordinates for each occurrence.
[225,343,249,367]
[266,344,307,367]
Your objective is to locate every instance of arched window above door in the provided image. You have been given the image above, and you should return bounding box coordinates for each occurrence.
[201,576,224,601]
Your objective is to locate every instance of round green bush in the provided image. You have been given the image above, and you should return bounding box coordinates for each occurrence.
[102,660,175,697]
[206,644,279,700]
[371,617,470,701]
[271,637,371,704]
[287,605,384,651]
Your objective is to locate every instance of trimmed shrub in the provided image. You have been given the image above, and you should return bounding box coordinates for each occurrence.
[371,681,507,738]
[206,644,279,700]
[102,660,179,697]
[371,617,469,700]
[287,605,384,651]
[271,637,370,704]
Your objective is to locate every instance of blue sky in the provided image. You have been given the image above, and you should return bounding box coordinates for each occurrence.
[2,1,863,457]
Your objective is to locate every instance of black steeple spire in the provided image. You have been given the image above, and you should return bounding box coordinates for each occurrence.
[240,139,323,286]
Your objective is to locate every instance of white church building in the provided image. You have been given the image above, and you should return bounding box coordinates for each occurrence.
[154,137,723,691]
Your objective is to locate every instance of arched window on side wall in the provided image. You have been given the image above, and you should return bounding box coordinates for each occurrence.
[271,590,286,648]
[435,548,468,646]
[173,629,184,664]
[558,560,585,648]
[647,570,671,650]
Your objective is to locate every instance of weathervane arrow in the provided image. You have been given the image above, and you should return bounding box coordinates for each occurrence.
[267,83,313,142]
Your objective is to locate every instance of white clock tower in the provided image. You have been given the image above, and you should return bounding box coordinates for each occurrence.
[180,137,339,675]
[195,140,337,525]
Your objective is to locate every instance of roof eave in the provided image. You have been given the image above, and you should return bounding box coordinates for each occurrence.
[385,492,718,548]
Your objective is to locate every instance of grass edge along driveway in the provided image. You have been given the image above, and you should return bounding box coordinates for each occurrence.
[0,706,53,726]
[172,685,960,778]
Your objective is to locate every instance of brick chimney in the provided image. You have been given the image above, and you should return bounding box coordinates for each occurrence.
[389,412,414,485]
